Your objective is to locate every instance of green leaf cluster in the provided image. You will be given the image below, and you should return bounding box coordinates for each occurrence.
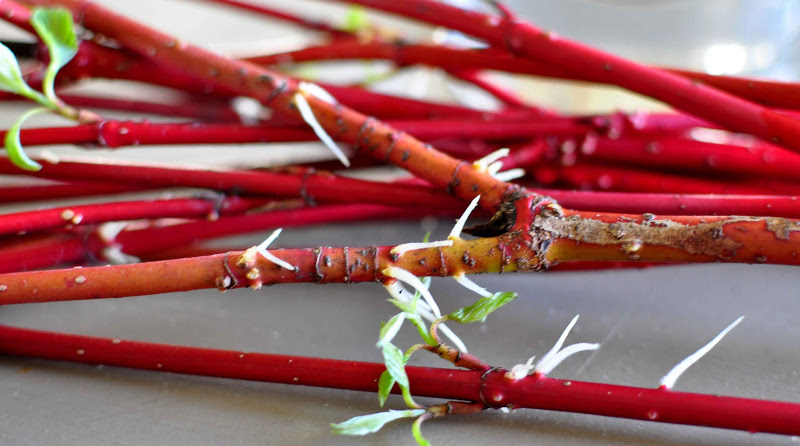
[335,232,519,445]
[448,291,518,324]
[330,409,425,436]
[1,7,78,171]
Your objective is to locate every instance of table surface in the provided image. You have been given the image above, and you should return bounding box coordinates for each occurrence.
[0,1,798,445]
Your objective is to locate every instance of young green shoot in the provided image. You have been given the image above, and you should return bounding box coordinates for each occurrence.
[383,279,465,351]
[383,284,437,348]
[339,261,519,443]
[383,266,442,318]
[381,341,422,409]
[342,5,369,33]
[377,313,405,348]
[3,107,48,171]
[0,43,46,102]
[411,414,432,446]
[30,7,79,104]
[1,7,83,171]
[330,409,426,436]
[445,291,517,324]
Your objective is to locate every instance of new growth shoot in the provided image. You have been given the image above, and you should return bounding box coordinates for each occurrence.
[0,7,90,171]
[337,205,520,444]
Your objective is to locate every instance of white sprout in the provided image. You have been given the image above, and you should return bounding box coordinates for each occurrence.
[231,96,267,125]
[293,84,350,167]
[391,194,484,257]
[504,315,600,379]
[453,274,492,298]
[382,281,467,352]
[492,168,526,182]
[535,342,599,376]
[102,245,140,265]
[538,315,580,368]
[472,148,526,182]
[505,355,536,380]
[486,161,503,176]
[472,148,509,172]
[383,281,436,320]
[38,149,60,164]
[535,315,599,375]
[659,316,744,390]
[390,240,453,256]
[97,221,130,244]
[97,222,139,265]
[449,195,481,240]
[437,323,468,353]
[298,81,338,104]
[383,266,441,318]
[255,228,296,271]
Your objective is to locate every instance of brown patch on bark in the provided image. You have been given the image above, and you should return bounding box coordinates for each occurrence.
[765,218,800,240]
[533,215,747,259]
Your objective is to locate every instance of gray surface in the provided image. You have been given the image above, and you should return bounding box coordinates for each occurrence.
[0,1,799,445]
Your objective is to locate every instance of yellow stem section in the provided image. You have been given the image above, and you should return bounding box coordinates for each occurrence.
[543,211,800,266]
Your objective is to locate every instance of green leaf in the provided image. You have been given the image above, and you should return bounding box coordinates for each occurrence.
[386,302,436,346]
[331,409,425,436]
[388,298,414,314]
[30,7,78,103]
[377,370,396,408]
[377,313,405,348]
[343,5,368,33]
[382,343,409,388]
[4,107,47,171]
[405,313,436,346]
[448,291,518,324]
[0,43,30,95]
[411,415,431,446]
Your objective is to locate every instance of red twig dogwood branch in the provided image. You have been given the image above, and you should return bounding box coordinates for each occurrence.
[316,0,800,153]
[251,39,800,111]
[0,324,797,435]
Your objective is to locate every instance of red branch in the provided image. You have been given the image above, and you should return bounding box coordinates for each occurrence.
[0,195,262,237]
[0,203,441,273]
[577,134,800,180]
[0,157,463,210]
[531,163,772,195]
[0,324,797,436]
[7,117,590,148]
[319,0,800,152]
[17,0,520,211]
[0,180,144,203]
[251,39,800,111]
